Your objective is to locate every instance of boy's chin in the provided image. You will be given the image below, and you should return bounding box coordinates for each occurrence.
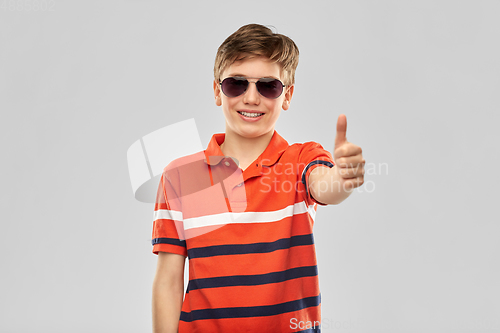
[234,128,275,139]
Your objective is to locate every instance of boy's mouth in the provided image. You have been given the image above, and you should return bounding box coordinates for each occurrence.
[237,111,265,118]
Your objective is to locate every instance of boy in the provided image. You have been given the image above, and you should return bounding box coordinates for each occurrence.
[152,24,365,332]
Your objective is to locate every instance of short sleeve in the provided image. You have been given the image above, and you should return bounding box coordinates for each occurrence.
[298,142,335,206]
[151,170,188,257]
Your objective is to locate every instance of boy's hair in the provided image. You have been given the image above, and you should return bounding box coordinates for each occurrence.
[214,24,299,87]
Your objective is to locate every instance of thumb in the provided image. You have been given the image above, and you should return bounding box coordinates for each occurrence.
[335,114,347,148]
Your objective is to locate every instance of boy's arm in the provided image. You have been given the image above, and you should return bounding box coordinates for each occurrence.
[152,252,186,333]
[309,114,365,205]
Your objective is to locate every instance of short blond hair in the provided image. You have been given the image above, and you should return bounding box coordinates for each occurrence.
[214,24,299,86]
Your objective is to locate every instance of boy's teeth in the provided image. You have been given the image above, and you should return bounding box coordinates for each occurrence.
[239,111,264,118]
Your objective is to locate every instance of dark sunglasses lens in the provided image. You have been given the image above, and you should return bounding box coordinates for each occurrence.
[221,78,248,97]
[256,79,283,99]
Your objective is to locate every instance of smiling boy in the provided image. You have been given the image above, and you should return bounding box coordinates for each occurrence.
[152,24,365,333]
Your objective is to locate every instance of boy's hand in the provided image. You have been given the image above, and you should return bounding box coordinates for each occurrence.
[308,114,365,205]
[333,114,365,190]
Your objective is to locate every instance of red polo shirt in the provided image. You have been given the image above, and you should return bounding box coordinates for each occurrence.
[152,130,334,332]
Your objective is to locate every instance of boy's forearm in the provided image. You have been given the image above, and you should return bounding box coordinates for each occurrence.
[152,278,184,333]
[310,166,354,205]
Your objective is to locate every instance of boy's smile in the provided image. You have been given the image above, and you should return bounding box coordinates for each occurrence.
[214,56,294,141]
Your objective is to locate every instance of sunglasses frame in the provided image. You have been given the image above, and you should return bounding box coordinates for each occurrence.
[219,76,286,99]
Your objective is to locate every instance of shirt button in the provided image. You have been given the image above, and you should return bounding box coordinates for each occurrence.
[224,161,230,166]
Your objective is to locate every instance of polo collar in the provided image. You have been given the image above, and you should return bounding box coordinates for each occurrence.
[203,130,289,167]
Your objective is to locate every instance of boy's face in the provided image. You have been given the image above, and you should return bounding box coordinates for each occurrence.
[213,56,294,140]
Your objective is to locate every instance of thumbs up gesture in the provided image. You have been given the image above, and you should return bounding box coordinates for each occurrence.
[333,114,365,191]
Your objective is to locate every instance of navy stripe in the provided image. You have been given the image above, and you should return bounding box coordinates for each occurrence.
[301,160,334,197]
[151,237,186,247]
[187,233,314,259]
[180,294,320,322]
[187,265,318,292]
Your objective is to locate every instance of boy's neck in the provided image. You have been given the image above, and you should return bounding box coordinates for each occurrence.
[220,129,275,170]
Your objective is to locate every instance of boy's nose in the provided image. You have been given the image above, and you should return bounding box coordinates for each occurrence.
[242,81,260,105]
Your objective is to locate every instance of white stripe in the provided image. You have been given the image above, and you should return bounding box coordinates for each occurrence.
[307,203,317,220]
[183,201,317,230]
[153,209,183,222]
[153,202,317,229]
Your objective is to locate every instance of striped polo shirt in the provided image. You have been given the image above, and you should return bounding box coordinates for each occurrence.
[152,130,334,332]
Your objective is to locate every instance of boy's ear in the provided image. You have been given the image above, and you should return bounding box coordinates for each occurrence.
[282,85,294,111]
[213,80,222,106]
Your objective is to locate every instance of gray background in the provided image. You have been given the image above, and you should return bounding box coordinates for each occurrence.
[1,0,499,332]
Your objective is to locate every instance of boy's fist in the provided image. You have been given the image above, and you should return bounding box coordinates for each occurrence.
[333,114,365,190]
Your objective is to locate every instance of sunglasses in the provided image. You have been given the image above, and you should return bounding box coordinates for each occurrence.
[219,76,285,99]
